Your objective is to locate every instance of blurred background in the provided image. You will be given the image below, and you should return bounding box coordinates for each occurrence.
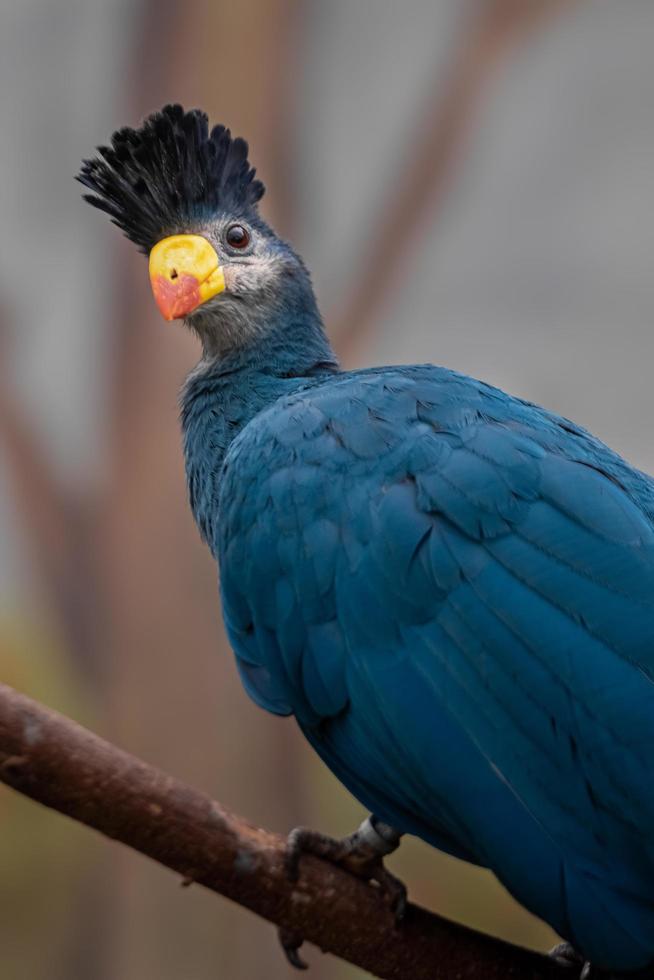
[1,1,653,977]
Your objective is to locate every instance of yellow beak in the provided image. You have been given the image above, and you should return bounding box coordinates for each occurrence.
[148,234,226,321]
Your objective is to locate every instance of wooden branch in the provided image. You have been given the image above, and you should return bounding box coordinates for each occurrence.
[0,682,563,980]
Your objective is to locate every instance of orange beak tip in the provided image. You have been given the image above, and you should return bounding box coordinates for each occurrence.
[150,272,202,321]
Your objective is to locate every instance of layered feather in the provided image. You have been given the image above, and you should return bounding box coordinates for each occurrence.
[212,365,654,971]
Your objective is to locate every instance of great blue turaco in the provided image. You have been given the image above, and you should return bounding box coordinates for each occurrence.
[79,104,654,977]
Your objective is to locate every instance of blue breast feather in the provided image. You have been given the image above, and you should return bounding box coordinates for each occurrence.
[216,365,654,970]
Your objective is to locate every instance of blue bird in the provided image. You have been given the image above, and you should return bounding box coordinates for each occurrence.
[80,105,654,976]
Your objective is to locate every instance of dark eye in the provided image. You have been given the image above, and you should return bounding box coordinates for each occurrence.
[225,224,250,249]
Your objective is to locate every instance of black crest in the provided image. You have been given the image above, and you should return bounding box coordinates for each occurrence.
[77,104,265,253]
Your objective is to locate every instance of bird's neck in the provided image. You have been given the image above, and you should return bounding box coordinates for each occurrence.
[180,311,338,549]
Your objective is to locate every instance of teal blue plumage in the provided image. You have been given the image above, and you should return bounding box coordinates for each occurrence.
[82,105,654,974]
[182,350,654,971]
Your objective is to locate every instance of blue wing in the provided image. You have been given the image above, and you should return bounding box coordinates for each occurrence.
[218,366,654,971]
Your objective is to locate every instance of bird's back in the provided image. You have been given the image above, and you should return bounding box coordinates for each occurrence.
[216,363,654,971]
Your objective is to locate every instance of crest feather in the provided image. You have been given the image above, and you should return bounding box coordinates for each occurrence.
[77,104,265,253]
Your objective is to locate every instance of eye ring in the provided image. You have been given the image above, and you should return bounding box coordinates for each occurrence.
[225,224,250,249]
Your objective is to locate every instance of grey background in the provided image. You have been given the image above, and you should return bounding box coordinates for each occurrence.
[1,2,653,978]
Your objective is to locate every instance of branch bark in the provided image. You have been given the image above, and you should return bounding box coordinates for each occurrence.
[0,682,562,980]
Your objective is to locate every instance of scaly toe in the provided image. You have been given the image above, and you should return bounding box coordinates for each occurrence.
[370,862,408,925]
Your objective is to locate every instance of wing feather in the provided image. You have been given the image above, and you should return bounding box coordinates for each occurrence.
[218,367,654,967]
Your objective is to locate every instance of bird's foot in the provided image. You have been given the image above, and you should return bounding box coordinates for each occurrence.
[278,815,405,970]
[285,816,407,919]
[547,944,653,979]
[550,944,593,978]
[549,943,654,980]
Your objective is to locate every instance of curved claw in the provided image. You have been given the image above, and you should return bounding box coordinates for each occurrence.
[278,927,308,971]
[370,863,408,925]
[285,827,315,883]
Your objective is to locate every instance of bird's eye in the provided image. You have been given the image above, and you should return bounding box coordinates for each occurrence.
[225,224,250,249]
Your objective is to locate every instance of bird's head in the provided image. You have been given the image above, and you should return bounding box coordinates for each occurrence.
[78,104,318,357]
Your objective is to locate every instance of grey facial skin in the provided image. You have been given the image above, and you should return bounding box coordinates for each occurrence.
[186,218,316,362]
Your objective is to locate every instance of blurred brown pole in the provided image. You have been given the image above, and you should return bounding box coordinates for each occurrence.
[95,3,312,978]
[0,682,564,980]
